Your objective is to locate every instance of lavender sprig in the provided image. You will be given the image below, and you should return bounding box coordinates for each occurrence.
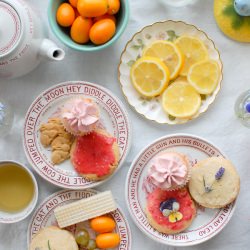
[48,240,51,250]
[203,166,225,193]
[203,176,212,193]
[215,167,225,180]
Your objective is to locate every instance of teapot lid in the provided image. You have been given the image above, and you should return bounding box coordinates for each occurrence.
[0,1,22,57]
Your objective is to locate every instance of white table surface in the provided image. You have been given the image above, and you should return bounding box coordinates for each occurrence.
[1,0,250,249]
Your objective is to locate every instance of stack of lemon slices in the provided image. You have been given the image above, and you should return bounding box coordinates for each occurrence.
[130,36,221,119]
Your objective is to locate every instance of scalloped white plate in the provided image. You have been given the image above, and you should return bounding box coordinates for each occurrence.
[118,20,223,124]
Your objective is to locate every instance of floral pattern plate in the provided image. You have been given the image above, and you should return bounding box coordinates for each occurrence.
[118,20,223,124]
[125,134,236,246]
[23,81,131,189]
[28,189,132,250]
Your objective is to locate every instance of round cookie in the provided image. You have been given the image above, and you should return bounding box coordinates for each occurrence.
[29,226,78,250]
[70,129,120,181]
[145,188,196,234]
[188,157,240,209]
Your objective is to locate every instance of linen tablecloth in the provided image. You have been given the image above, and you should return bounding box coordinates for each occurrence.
[0,0,250,249]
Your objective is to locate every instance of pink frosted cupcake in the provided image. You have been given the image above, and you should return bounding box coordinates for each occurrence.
[61,98,100,136]
[147,152,191,191]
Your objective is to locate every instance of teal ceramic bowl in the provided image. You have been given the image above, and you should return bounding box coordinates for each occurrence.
[48,0,129,52]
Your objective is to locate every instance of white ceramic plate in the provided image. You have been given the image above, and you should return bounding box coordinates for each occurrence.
[28,189,132,250]
[118,20,223,124]
[125,134,236,246]
[23,81,131,189]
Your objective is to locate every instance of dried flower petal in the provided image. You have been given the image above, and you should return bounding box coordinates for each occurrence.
[159,198,176,211]
[172,202,180,211]
[162,209,171,217]
[169,212,183,223]
[215,167,225,180]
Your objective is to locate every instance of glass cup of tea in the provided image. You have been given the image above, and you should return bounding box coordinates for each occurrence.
[0,161,38,223]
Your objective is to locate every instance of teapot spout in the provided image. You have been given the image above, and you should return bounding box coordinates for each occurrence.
[39,39,65,61]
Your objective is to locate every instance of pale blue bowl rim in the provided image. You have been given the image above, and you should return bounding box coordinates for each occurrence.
[48,0,129,52]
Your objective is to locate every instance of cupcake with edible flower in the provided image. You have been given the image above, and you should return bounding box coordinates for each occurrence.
[61,97,100,136]
[147,152,191,191]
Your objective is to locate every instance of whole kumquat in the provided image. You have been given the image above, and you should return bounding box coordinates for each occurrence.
[77,0,108,17]
[70,16,93,44]
[96,233,120,248]
[56,3,75,27]
[107,0,120,15]
[90,216,116,233]
[89,19,116,45]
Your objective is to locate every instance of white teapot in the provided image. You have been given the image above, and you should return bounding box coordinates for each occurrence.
[0,0,65,79]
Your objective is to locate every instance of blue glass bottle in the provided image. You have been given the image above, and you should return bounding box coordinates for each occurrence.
[235,90,250,127]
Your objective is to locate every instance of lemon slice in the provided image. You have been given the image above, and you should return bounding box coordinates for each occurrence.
[175,36,208,76]
[142,41,184,80]
[162,81,201,118]
[187,60,220,94]
[130,56,170,97]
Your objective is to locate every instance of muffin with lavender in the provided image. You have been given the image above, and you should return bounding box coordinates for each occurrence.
[188,157,240,208]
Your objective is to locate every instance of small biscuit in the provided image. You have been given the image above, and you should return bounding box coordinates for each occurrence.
[51,134,73,164]
[40,118,66,147]
[188,157,240,209]
[39,118,73,165]
[51,150,70,165]
[29,226,78,250]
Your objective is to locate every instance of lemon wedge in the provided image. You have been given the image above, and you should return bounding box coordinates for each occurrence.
[142,40,184,80]
[187,60,220,94]
[175,36,208,76]
[162,81,201,118]
[130,56,170,97]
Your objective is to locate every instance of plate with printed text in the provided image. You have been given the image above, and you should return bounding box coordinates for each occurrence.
[23,81,131,189]
[125,134,236,246]
[28,189,132,250]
